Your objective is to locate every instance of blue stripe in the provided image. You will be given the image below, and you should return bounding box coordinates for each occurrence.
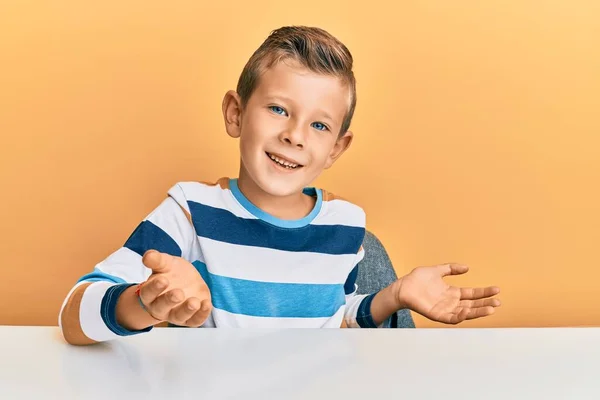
[193,261,345,318]
[229,178,323,228]
[344,266,359,294]
[77,268,127,284]
[188,202,365,255]
[123,220,182,257]
[100,283,153,336]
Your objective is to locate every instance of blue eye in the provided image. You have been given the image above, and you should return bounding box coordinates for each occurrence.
[311,122,329,131]
[269,106,287,116]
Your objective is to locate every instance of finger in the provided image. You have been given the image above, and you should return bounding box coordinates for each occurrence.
[466,306,496,320]
[460,286,500,300]
[445,307,470,324]
[186,299,213,327]
[140,275,169,304]
[437,263,469,277]
[459,298,501,308]
[149,288,185,316]
[142,250,175,274]
[169,297,201,325]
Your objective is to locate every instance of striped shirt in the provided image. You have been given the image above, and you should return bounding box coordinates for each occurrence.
[59,178,381,343]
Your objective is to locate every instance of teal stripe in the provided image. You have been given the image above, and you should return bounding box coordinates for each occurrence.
[77,268,127,284]
[229,178,323,228]
[193,261,345,318]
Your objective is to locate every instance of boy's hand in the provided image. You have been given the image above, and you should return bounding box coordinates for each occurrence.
[138,250,212,327]
[394,263,500,324]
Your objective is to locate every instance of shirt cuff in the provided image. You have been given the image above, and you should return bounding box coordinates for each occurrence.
[100,283,153,336]
[356,293,392,328]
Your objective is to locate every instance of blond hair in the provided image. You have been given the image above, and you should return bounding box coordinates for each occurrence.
[236,26,357,135]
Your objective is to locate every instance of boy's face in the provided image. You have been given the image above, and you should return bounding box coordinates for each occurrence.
[223,60,353,197]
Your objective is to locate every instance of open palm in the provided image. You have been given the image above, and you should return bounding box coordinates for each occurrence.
[398,263,500,324]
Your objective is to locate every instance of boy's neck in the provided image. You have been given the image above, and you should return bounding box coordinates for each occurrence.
[237,168,316,221]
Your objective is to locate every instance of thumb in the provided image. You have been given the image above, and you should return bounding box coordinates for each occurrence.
[142,250,174,274]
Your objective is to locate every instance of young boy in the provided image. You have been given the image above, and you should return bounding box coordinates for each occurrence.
[59,26,500,345]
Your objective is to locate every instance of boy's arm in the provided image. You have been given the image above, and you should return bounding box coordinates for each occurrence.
[343,288,395,328]
[342,256,502,327]
[366,264,502,327]
[59,185,197,345]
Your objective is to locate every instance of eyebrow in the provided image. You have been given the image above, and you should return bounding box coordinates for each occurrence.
[319,111,334,123]
[265,95,295,104]
[265,95,335,123]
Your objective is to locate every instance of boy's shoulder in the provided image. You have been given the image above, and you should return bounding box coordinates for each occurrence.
[164,178,233,211]
[318,188,366,228]
[168,178,231,196]
[172,178,230,192]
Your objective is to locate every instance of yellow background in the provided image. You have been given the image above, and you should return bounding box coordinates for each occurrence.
[1,1,599,328]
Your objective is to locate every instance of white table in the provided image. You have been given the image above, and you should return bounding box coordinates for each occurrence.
[0,326,598,399]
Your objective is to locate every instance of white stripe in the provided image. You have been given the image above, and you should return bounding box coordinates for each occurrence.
[153,186,205,262]
[209,306,345,328]
[198,237,359,284]
[94,247,149,283]
[343,293,369,328]
[145,196,197,259]
[313,199,365,228]
[166,183,191,214]
[171,182,255,220]
[92,245,206,288]
[79,281,120,342]
[355,247,365,264]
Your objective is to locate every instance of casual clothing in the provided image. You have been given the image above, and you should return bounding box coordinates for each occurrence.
[59,178,383,343]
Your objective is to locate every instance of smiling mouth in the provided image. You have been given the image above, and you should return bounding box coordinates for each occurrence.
[265,152,303,169]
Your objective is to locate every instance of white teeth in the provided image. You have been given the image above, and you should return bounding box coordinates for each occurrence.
[268,153,299,169]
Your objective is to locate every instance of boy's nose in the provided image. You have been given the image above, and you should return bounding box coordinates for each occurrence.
[280,128,305,149]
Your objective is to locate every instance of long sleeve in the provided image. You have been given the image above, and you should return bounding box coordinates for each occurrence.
[342,247,392,328]
[59,185,197,345]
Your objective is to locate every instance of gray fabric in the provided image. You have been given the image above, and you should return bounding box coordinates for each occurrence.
[356,231,416,328]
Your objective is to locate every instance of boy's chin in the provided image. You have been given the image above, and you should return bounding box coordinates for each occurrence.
[256,176,309,197]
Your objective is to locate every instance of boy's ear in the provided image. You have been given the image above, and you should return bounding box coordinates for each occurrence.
[324,130,353,169]
[222,90,242,138]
